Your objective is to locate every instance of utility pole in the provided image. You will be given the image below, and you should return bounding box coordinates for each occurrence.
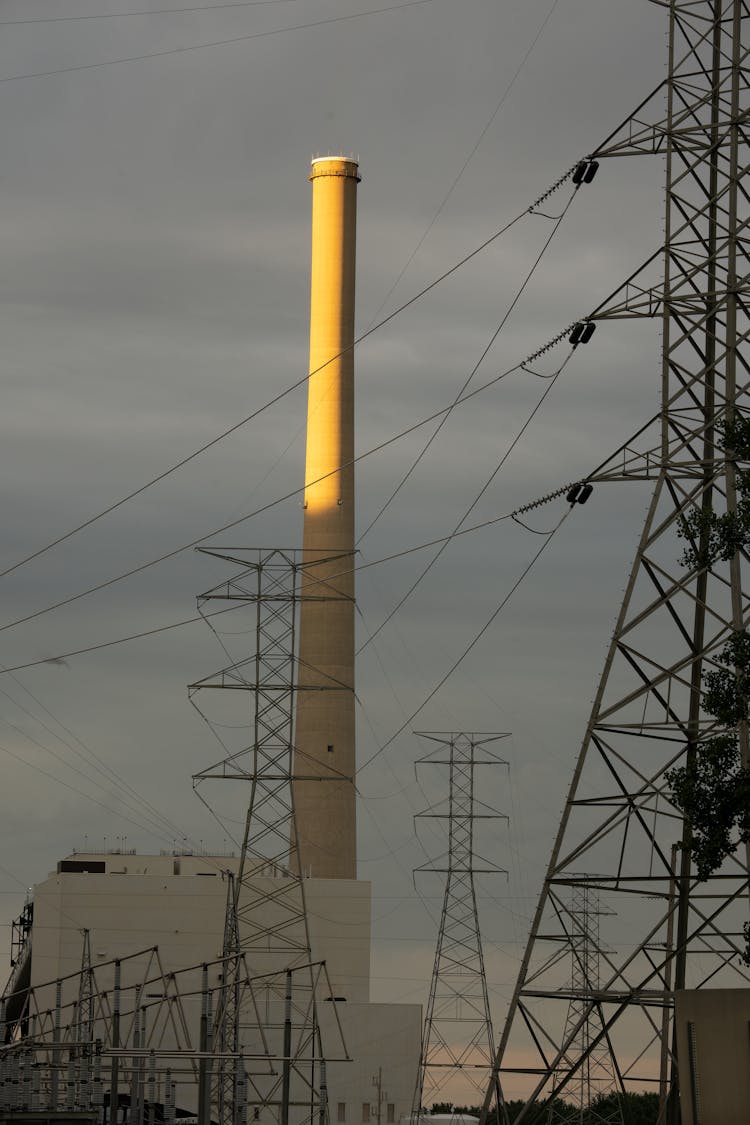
[372,1068,385,1125]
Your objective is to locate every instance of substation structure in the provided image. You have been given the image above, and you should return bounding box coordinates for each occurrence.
[479,3,750,1124]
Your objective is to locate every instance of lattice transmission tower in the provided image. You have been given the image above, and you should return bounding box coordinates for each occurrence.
[547,887,622,1125]
[480,3,750,1123]
[191,547,349,1125]
[412,733,508,1119]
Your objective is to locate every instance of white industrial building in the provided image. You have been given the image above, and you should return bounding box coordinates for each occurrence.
[13,849,421,1122]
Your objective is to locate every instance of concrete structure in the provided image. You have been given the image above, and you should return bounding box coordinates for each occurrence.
[23,851,421,1121]
[294,157,360,881]
[674,989,750,1124]
[31,853,370,1002]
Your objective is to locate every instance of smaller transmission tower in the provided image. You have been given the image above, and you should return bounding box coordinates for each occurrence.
[547,886,622,1125]
[412,733,508,1119]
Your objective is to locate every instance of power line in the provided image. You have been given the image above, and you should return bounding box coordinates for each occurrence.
[0,738,178,839]
[356,508,571,777]
[0,0,300,25]
[355,680,443,928]
[358,346,575,654]
[353,52,728,679]
[0,320,577,637]
[0,172,571,586]
[348,414,665,801]
[0,404,663,676]
[0,70,671,587]
[0,511,517,673]
[0,674,193,844]
[0,696,180,843]
[357,181,578,546]
[355,185,580,688]
[0,608,232,673]
[0,862,32,892]
[0,0,434,84]
[0,69,671,609]
[363,0,561,333]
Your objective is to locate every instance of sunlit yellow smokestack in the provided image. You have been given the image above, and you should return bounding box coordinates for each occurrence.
[294,156,360,880]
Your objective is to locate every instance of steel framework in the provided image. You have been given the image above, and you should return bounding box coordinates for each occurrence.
[547,887,623,1125]
[412,733,508,1117]
[0,940,344,1125]
[481,3,750,1123]
[190,547,351,1125]
[1,943,208,1121]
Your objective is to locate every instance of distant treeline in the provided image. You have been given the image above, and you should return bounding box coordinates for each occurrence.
[430,1092,660,1124]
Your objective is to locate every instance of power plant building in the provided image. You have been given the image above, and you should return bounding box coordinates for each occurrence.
[13,850,420,1122]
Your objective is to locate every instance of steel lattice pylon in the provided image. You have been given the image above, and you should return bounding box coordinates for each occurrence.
[76,929,95,1112]
[413,733,508,1118]
[190,548,349,1125]
[547,887,623,1125]
[481,3,750,1123]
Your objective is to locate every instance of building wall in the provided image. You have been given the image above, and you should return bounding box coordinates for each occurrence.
[26,853,420,1121]
[33,853,372,1003]
[323,1004,422,1125]
[675,988,750,1125]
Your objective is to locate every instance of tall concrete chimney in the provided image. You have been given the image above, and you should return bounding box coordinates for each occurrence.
[293,156,360,880]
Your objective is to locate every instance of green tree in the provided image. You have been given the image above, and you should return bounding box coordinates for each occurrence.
[669,412,750,962]
[502,1091,660,1124]
[678,416,750,569]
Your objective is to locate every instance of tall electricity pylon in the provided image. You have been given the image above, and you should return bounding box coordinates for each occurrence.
[481,3,750,1123]
[191,548,349,1125]
[413,733,508,1119]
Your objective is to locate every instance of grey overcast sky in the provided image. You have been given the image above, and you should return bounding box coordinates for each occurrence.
[0,0,668,1101]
